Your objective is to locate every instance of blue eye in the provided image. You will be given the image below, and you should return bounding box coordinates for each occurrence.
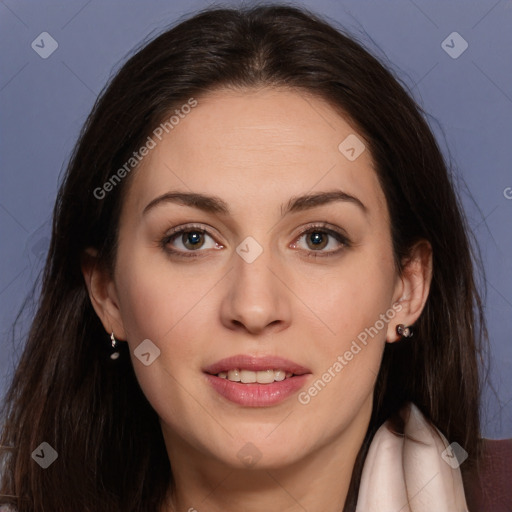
[161,223,349,259]
[292,225,349,258]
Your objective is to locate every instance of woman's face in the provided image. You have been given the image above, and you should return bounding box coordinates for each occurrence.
[106,88,408,471]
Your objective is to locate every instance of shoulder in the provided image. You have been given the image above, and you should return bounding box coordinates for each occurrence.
[464,438,512,512]
[0,505,17,512]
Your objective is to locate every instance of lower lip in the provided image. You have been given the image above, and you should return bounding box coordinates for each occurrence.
[204,373,310,407]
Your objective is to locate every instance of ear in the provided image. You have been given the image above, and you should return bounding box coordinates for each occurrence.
[81,248,127,340]
[386,240,433,343]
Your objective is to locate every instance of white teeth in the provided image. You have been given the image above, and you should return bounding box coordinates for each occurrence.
[216,369,294,383]
[227,369,241,381]
[274,370,286,381]
[240,370,257,383]
[256,370,275,384]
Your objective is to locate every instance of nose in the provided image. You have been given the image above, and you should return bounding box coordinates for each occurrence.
[219,240,292,335]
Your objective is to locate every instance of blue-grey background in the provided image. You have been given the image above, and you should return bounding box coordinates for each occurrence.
[1,0,511,438]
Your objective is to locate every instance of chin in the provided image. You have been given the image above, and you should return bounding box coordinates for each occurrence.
[220,432,314,470]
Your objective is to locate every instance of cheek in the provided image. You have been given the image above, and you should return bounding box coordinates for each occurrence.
[304,252,395,346]
[295,247,396,404]
[114,245,191,341]
[296,272,390,426]
[115,265,171,342]
[113,249,218,371]
[113,252,206,422]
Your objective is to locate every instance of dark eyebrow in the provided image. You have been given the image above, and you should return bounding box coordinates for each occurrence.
[142,189,367,217]
[282,190,367,215]
[143,192,230,216]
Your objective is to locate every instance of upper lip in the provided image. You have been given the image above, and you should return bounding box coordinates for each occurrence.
[203,355,311,376]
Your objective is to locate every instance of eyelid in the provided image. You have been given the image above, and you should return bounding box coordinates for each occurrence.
[291,222,350,257]
[294,222,348,240]
[161,223,222,258]
[164,222,216,238]
[161,221,350,258]
[163,222,227,246]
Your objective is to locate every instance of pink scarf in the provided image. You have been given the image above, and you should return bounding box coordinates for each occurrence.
[356,403,468,511]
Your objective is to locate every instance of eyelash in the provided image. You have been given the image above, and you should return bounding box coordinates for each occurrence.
[160,222,350,260]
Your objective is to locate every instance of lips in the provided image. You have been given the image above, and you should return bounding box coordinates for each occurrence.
[203,355,312,407]
[203,354,311,376]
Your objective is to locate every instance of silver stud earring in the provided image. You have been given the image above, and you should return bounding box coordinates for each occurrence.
[110,332,120,360]
[396,324,413,338]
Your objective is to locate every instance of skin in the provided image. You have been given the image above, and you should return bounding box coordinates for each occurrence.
[83,88,432,512]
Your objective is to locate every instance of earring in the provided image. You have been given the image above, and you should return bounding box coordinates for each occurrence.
[396,324,413,338]
[110,332,120,360]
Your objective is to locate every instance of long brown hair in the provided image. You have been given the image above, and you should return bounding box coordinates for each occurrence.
[0,5,487,511]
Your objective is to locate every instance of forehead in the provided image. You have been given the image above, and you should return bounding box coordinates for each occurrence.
[123,87,387,220]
